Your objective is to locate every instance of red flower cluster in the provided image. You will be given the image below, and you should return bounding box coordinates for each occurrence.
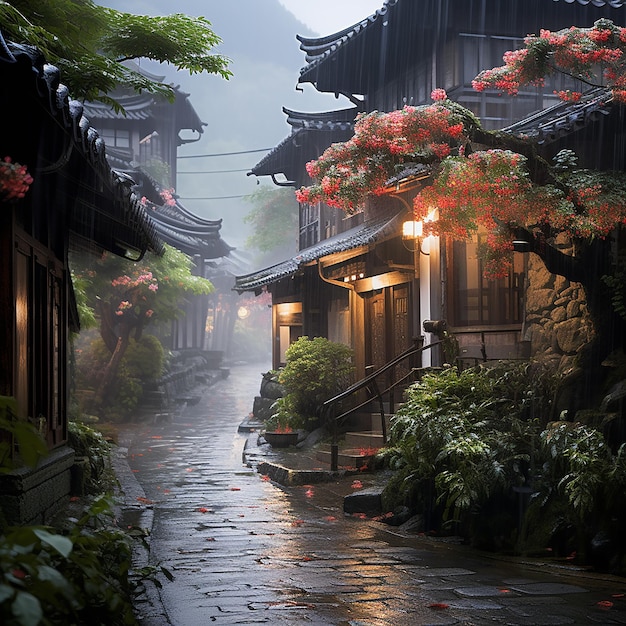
[414,147,626,279]
[473,19,626,103]
[296,99,474,214]
[0,157,33,201]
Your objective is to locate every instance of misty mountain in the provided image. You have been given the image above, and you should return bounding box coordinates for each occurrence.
[99,0,345,249]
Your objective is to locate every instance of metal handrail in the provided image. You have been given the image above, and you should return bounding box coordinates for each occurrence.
[320,338,443,471]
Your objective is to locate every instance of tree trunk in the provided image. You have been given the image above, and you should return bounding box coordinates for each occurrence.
[93,325,131,412]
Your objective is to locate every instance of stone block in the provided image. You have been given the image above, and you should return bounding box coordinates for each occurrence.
[344,487,384,514]
[0,446,74,525]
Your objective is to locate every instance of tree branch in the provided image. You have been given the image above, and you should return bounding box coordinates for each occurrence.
[515,227,588,284]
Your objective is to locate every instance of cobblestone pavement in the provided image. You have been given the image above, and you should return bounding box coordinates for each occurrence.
[115,363,626,626]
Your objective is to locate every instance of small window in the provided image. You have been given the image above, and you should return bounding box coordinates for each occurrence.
[101,128,130,148]
[448,234,525,327]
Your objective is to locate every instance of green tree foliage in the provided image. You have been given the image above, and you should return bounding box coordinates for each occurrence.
[243,186,299,258]
[71,245,212,412]
[0,0,231,110]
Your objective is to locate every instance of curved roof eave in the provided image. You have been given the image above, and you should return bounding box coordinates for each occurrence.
[234,211,402,293]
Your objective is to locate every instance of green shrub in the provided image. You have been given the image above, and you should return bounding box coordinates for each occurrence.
[0,495,172,626]
[382,361,626,565]
[67,422,113,494]
[383,362,553,534]
[277,336,354,430]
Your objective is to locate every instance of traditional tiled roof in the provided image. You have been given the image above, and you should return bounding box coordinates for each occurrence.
[297,0,398,81]
[249,107,356,181]
[124,168,233,259]
[502,87,613,142]
[82,61,205,136]
[297,0,626,92]
[0,35,163,259]
[234,212,402,293]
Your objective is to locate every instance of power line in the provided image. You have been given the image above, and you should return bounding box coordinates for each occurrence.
[178,194,249,200]
[178,168,251,174]
[178,148,272,159]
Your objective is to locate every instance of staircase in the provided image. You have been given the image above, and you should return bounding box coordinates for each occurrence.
[315,410,393,470]
[319,338,443,471]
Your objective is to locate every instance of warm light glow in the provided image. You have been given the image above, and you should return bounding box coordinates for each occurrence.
[237,306,250,319]
[403,220,423,239]
[276,302,301,315]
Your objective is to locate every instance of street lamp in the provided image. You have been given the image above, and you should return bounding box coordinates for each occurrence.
[402,219,429,255]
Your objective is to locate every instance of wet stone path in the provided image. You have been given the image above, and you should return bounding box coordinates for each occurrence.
[117,363,626,625]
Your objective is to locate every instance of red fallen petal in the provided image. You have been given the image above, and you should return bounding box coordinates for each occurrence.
[206,537,216,541]
[150,435,162,439]
[197,507,212,513]
[428,603,449,610]
[186,468,194,472]
[261,475,270,481]
[305,488,314,498]
[597,600,614,609]
[302,556,312,561]
[351,480,363,489]
[11,569,26,580]
[291,519,304,527]
[352,513,368,519]
[499,589,511,593]
[136,496,154,504]
[324,516,337,522]
[132,469,140,473]
[230,487,241,491]
[69,496,80,502]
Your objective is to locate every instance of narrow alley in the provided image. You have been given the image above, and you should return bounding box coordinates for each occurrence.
[116,364,626,626]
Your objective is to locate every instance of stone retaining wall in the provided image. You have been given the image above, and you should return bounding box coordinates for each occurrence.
[523,236,594,372]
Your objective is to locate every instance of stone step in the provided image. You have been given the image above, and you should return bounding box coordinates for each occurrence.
[315,446,378,470]
[344,431,385,450]
[344,412,394,432]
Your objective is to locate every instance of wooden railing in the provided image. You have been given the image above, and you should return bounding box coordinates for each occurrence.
[319,338,443,471]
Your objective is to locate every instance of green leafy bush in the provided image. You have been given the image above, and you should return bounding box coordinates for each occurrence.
[382,362,555,540]
[0,397,47,474]
[0,495,171,626]
[67,422,113,495]
[381,361,626,566]
[276,336,354,430]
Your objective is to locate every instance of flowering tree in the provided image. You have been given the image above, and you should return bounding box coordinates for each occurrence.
[297,61,626,378]
[295,96,480,214]
[472,18,626,103]
[72,245,213,410]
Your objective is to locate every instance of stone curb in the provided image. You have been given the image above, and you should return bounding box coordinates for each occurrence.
[255,459,345,486]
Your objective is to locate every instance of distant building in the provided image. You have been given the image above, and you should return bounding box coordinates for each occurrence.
[82,64,243,359]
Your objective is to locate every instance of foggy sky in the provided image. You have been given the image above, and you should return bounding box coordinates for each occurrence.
[98,0,378,251]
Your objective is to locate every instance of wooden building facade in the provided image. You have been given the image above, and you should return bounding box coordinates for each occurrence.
[236,0,626,379]
[0,37,162,524]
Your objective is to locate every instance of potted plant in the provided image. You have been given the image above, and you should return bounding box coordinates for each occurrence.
[262,408,299,447]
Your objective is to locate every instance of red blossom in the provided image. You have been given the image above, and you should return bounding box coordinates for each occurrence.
[0,157,34,201]
[474,19,626,102]
[296,102,473,213]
